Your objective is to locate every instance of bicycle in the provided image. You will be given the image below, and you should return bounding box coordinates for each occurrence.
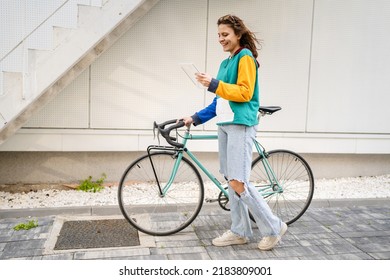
[118,106,314,236]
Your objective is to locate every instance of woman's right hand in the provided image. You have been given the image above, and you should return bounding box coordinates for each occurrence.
[180,116,194,127]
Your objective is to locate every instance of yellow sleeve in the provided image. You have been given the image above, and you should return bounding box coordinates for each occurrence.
[215,55,257,102]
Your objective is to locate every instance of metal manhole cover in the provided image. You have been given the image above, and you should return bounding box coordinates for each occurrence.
[54,219,140,250]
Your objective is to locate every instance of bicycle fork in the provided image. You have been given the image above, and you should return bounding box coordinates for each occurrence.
[147,146,183,197]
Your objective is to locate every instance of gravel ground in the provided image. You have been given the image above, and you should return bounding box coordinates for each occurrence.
[0,174,389,209]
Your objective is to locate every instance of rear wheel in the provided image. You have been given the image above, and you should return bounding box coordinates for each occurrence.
[250,150,314,225]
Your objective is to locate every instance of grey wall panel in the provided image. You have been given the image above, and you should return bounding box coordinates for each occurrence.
[307,0,390,133]
[14,0,390,154]
[90,0,208,129]
[25,68,89,128]
[205,0,313,132]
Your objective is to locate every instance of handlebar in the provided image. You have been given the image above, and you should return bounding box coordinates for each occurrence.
[153,119,186,148]
[154,106,281,148]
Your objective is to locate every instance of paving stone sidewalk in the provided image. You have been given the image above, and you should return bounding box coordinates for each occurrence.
[0,201,389,260]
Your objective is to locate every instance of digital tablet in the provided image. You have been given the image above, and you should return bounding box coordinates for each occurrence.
[180,63,203,88]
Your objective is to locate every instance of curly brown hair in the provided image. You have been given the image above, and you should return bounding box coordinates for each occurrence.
[217,14,261,59]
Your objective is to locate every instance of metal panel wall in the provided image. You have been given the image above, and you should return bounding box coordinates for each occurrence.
[25,68,89,128]
[18,0,315,133]
[205,0,313,132]
[12,0,390,154]
[89,0,208,129]
[307,0,390,133]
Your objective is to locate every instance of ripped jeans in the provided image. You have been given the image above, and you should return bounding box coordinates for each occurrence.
[218,124,282,238]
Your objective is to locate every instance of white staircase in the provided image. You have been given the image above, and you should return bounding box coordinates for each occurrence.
[0,0,159,145]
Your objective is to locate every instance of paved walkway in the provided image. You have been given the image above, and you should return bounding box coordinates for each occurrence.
[0,199,389,260]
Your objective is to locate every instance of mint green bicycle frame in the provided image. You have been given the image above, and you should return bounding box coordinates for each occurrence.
[158,129,281,199]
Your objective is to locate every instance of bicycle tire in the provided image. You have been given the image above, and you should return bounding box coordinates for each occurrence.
[250,150,314,225]
[118,151,204,236]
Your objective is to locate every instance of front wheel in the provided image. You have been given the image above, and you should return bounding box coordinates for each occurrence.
[118,152,204,236]
[251,150,314,225]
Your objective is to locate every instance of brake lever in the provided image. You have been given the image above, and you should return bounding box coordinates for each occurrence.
[153,121,161,145]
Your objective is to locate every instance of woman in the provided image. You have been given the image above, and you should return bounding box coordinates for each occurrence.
[182,14,287,251]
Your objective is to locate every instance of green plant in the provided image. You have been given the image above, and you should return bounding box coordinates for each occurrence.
[77,173,106,193]
[13,219,38,231]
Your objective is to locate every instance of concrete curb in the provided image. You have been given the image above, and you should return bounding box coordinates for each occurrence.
[0,198,388,219]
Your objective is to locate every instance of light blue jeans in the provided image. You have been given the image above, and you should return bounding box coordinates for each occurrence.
[218,124,282,238]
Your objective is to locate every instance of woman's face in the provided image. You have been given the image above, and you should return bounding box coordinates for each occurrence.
[218,24,241,55]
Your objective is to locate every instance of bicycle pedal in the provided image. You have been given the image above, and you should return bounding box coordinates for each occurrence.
[205,198,218,203]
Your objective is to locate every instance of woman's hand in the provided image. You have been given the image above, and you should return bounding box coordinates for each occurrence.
[179,116,194,127]
[195,73,212,88]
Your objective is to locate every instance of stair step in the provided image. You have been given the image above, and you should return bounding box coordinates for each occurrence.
[0,72,23,123]
[0,0,159,143]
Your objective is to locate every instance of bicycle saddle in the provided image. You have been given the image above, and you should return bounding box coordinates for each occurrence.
[258,106,282,115]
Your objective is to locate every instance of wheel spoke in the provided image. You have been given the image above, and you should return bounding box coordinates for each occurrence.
[118,152,204,236]
[251,150,314,225]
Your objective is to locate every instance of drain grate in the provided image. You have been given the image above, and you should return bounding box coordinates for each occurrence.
[54,219,140,250]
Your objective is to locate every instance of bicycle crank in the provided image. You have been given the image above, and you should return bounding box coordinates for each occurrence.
[205,191,230,211]
[218,187,230,211]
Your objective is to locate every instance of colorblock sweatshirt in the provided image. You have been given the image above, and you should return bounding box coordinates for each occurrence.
[192,48,260,127]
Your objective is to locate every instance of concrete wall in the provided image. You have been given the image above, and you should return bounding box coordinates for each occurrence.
[1,151,390,184]
[1,0,390,183]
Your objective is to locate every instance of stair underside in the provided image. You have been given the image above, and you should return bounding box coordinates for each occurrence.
[0,0,159,145]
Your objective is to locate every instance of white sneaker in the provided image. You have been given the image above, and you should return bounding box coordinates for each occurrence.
[258,222,288,251]
[212,230,247,247]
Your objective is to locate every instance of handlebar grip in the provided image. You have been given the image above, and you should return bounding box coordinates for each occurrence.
[157,119,178,129]
[156,120,185,148]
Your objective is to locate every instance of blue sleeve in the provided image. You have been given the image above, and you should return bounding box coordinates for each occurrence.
[191,97,217,126]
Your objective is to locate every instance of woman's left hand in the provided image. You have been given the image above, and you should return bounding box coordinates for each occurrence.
[195,73,212,88]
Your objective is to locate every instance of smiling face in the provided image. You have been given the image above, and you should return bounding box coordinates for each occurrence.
[218,24,241,56]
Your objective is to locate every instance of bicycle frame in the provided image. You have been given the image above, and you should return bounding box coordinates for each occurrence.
[147,128,282,199]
